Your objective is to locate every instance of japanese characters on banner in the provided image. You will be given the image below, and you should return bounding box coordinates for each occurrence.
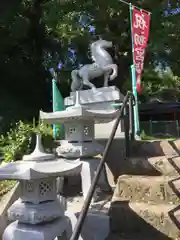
[132,7,150,93]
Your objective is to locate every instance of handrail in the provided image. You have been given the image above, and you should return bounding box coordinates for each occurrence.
[70,91,135,240]
[129,96,134,140]
[124,95,135,157]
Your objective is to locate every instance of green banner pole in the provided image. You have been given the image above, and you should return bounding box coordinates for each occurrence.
[129,4,140,138]
[52,78,65,139]
[52,79,57,138]
[131,65,140,137]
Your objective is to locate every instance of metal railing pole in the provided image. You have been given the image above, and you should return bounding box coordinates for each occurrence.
[129,97,134,140]
[124,105,130,158]
[70,92,133,240]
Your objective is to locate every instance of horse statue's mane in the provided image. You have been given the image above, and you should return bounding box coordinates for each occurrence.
[71,39,118,91]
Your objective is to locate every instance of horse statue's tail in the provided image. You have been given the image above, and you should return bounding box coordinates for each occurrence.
[71,70,82,91]
[104,64,118,80]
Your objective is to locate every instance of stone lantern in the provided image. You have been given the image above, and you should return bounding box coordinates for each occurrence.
[40,87,123,200]
[0,134,82,240]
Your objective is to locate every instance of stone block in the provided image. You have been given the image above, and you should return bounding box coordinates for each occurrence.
[109,201,180,239]
[149,156,180,176]
[65,86,124,107]
[159,141,178,157]
[8,198,65,224]
[113,175,179,204]
[132,140,179,158]
[57,140,104,158]
[119,156,180,176]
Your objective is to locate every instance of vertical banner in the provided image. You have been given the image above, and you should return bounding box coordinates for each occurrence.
[132,7,150,93]
[52,79,65,139]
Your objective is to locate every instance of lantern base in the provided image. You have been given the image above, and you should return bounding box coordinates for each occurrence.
[3,218,71,240]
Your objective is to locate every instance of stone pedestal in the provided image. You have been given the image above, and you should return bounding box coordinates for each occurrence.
[3,219,71,240]
[40,87,123,201]
[64,86,124,112]
[0,134,83,240]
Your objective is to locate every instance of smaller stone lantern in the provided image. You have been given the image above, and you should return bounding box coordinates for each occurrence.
[0,134,82,240]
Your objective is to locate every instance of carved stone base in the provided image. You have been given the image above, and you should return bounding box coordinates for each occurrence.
[56,140,104,158]
[3,218,71,240]
[8,198,65,224]
[65,86,123,109]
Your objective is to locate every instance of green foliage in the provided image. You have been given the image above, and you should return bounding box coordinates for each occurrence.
[35,121,55,151]
[1,0,180,120]
[140,68,180,102]
[0,180,16,199]
[0,121,33,162]
[35,120,53,136]
[140,130,155,140]
[140,129,176,141]
[0,120,54,163]
[41,0,180,94]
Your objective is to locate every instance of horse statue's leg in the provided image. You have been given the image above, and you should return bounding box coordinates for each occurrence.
[103,64,118,81]
[104,71,111,87]
[71,70,82,91]
[82,73,96,90]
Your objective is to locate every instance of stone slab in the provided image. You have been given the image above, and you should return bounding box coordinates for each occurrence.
[109,201,180,239]
[8,198,65,224]
[65,86,124,106]
[57,140,104,158]
[113,175,179,204]
[159,141,179,157]
[118,156,180,176]
[131,140,179,158]
[148,156,180,176]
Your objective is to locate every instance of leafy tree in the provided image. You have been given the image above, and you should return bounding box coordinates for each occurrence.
[140,67,180,102]
[42,0,180,91]
[1,0,180,132]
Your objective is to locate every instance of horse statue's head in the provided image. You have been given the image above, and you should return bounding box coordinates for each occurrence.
[90,39,113,51]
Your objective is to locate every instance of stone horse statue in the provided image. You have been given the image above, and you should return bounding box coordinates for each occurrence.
[71,39,118,91]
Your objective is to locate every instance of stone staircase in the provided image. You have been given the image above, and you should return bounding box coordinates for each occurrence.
[106,140,180,239]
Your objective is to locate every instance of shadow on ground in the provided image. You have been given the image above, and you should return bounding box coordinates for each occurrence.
[109,200,174,240]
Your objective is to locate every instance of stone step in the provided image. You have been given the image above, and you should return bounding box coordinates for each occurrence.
[131,140,179,158]
[113,175,179,204]
[171,140,180,155]
[122,156,180,176]
[109,202,180,239]
[150,156,180,176]
[105,155,180,188]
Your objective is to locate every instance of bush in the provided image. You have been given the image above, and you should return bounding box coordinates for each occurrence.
[0,120,54,163]
[140,130,155,140]
[0,180,16,199]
